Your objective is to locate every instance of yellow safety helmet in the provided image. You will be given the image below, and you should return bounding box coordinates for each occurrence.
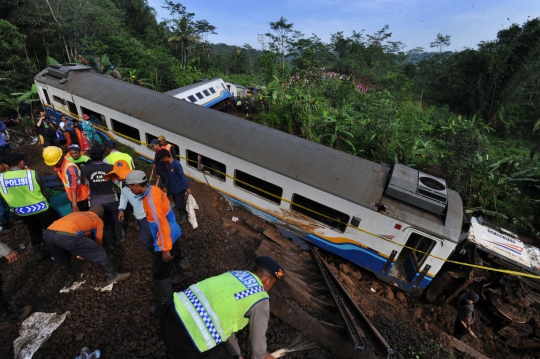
[43,146,63,166]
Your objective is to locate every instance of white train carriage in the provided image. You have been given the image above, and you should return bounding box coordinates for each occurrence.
[164,78,232,108]
[34,64,467,294]
[224,82,247,99]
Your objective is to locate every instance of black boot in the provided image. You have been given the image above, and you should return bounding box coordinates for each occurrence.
[102,229,114,252]
[99,260,131,284]
[58,266,75,288]
[114,225,125,245]
[179,210,188,224]
[0,305,32,324]
[33,244,49,261]
[155,278,174,298]
[172,255,193,285]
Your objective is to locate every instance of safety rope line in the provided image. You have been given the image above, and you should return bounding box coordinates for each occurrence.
[45,105,540,280]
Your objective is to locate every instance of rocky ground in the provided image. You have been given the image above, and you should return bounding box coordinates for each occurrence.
[0,144,538,358]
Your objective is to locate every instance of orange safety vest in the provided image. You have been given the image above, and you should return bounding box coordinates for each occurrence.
[55,160,89,202]
[162,143,174,156]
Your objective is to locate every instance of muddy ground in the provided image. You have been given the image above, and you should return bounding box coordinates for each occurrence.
[0,144,538,359]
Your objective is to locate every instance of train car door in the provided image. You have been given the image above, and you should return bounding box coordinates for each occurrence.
[389,229,436,283]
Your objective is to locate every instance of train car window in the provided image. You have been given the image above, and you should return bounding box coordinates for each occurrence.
[195,92,204,100]
[291,194,350,232]
[53,95,66,105]
[188,95,197,103]
[80,106,106,127]
[42,89,51,105]
[209,88,216,94]
[111,119,140,143]
[234,170,282,205]
[203,89,210,96]
[186,150,226,181]
[146,133,180,158]
[67,101,78,116]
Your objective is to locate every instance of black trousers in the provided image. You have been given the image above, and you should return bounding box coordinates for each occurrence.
[20,208,58,247]
[151,240,183,281]
[171,190,187,213]
[158,297,232,359]
[452,318,469,339]
[43,230,108,268]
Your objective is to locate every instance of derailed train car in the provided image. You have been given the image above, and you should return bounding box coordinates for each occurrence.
[33,64,486,296]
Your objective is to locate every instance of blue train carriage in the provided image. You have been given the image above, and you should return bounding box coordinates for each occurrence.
[164,78,233,110]
[34,64,467,295]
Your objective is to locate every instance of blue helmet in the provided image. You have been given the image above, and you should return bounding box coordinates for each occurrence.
[110,65,115,69]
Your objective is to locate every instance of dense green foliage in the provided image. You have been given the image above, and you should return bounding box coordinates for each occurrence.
[1,1,540,236]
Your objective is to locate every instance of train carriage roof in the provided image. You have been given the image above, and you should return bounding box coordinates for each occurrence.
[164,78,223,97]
[35,66,462,242]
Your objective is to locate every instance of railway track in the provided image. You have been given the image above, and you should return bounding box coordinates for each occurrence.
[253,226,393,358]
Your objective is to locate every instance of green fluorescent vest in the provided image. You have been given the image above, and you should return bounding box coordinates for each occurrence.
[105,152,133,169]
[67,155,90,164]
[0,170,49,216]
[173,271,269,353]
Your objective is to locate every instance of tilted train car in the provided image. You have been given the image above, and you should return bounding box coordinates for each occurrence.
[34,64,468,294]
[164,78,232,109]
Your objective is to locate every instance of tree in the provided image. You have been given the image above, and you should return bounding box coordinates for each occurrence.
[265,17,302,76]
[430,33,451,53]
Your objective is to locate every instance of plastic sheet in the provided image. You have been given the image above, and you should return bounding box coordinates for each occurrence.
[13,311,70,359]
[186,194,199,229]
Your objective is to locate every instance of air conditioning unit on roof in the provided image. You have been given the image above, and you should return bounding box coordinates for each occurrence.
[385,164,448,215]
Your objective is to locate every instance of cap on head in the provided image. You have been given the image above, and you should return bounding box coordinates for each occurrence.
[89,146,104,161]
[157,149,171,160]
[83,114,89,120]
[468,293,480,303]
[125,170,147,185]
[3,153,24,167]
[110,65,115,69]
[43,146,63,166]
[88,205,105,218]
[255,256,285,279]
[67,144,81,152]
[104,140,116,149]
[158,135,166,142]
[104,160,132,181]
[150,139,159,146]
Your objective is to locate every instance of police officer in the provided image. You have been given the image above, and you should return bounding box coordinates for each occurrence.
[43,146,90,212]
[0,153,57,260]
[103,140,135,169]
[157,256,285,359]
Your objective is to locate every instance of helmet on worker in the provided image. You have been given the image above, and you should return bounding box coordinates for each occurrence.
[43,146,64,166]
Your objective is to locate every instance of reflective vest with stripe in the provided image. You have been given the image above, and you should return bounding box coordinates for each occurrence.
[56,160,89,202]
[162,143,174,157]
[0,170,49,216]
[105,151,134,169]
[173,271,269,353]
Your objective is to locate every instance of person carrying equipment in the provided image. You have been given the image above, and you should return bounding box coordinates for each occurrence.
[43,146,90,212]
[125,170,192,296]
[156,256,285,359]
[43,205,131,289]
[104,161,153,249]
[453,292,479,339]
[0,153,57,261]
[103,140,135,169]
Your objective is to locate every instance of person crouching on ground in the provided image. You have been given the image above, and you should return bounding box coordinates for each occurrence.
[43,205,131,289]
[125,170,192,300]
[156,256,285,359]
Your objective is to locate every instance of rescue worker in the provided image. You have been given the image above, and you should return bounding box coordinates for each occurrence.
[156,256,285,359]
[453,292,479,339]
[110,65,122,80]
[43,205,131,289]
[0,153,57,260]
[157,135,177,160]
[157,149,191,223]
[103,140,135,169]
[43,146,90,212]
[0,241,32,325]
[66,144,91,169]
[125,170,192,296]
[81,146,121,250]
[151,139,168,186]
[104,161,153,249]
